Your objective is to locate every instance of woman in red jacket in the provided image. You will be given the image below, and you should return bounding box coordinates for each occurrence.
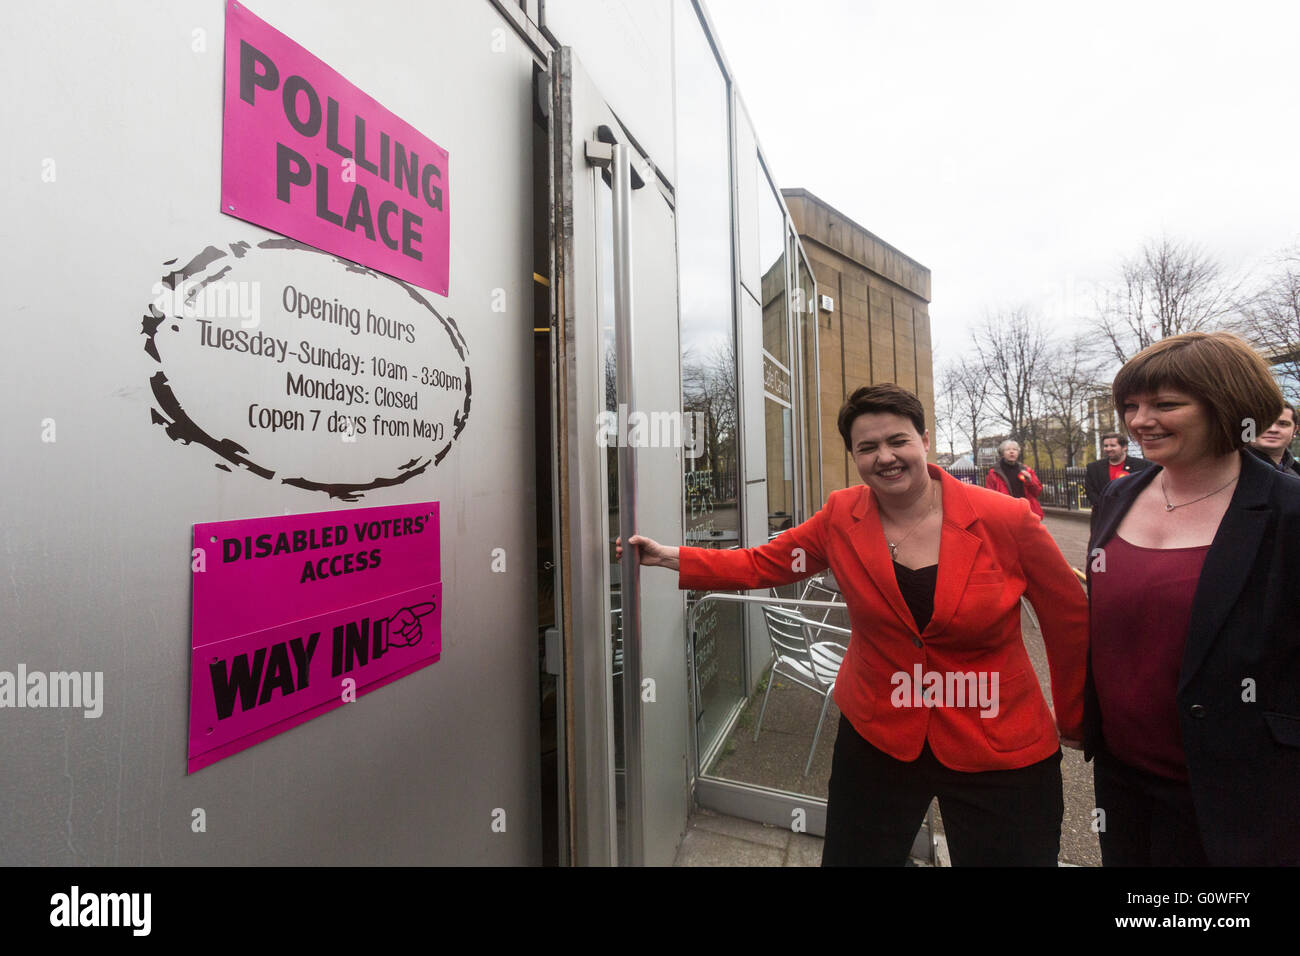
[985,439,1044,518]
[625,384,1087,866]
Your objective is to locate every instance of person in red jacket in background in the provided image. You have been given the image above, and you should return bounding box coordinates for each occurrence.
[985,439,1044,518]
[624,384,1087,866]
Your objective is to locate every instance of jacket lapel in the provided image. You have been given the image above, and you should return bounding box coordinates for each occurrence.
[924,470,982,637]
[1180,452,1272,687]
[1088,464,1159,554]
[848,466,981,637]
[849,486,918,634]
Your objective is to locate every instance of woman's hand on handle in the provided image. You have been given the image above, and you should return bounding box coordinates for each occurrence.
[615,534,681,572]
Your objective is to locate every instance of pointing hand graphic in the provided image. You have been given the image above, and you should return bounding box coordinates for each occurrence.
[384,599,437,650]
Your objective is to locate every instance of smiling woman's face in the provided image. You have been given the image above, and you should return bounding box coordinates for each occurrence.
[1121,388,1215,467]
[849,412,930,500]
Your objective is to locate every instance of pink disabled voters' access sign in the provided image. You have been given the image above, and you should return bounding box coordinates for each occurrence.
[189,502,441,772]
[221,1,450,295]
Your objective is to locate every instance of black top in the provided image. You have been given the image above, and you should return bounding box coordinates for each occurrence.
[893,562,938,632]
[996,460,1026,498]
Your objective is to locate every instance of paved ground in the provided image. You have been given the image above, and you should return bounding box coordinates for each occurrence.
[672,808,829,866]
[677,510,1100,867]
[1042,508,1092,569]
[1024,512,1097,866]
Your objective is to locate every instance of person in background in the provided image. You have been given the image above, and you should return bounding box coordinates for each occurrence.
[985,439,1044,518]
[623,384,1088,866]
[1084,432,1151,528]
[1085,331,1300,866]
[1247,401,1300,477]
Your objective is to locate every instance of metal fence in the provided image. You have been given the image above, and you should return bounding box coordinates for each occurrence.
[945,466,1091,511]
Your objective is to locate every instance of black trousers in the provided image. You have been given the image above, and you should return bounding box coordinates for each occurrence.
[1092,745,1209,866]
[822,715,1064,866]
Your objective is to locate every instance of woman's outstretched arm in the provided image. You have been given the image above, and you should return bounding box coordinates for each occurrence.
[620,492,839,591]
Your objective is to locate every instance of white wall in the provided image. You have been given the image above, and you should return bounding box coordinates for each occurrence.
[0,0,542,864]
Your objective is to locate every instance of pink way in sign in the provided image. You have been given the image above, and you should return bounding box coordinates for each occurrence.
[221,1,450,295]
[189,501,441,772]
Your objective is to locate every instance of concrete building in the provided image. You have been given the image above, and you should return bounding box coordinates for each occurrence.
[782,189,935,498]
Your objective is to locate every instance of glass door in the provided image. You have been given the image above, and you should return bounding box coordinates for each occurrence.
[549,47,688,866]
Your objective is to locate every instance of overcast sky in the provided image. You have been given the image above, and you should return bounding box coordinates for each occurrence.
[704,0,1300,368]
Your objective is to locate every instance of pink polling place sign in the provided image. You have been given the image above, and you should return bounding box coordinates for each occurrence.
[221,1,450,295]
[189,502,440,772]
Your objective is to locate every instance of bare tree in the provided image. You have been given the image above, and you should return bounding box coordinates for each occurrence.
[1236,243,1300,401]
[682,339,740,500]
[1092,236,1240,365]
[1036,338,1109,468]
[932,367,960,460]
[938,358,992,462]
[973,309,1050,457]
[1026,412,1057,470]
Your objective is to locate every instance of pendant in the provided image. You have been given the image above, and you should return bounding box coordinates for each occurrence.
[1165,503,1175,512]
[889,543,899,560]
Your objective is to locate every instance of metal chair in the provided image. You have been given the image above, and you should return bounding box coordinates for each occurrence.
[754,601,850,776]
[794,575,846,629]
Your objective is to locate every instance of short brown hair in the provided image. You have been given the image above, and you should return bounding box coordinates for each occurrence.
[1100,431,1125,445]
[837,383,925,450]
[1111,332,1283,457]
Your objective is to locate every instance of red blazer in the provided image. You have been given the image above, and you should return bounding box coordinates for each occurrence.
[985,464,1044,518]
[679,465,1087,772]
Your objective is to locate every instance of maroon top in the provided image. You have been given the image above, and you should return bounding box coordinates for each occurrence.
[1090,535,1210,782]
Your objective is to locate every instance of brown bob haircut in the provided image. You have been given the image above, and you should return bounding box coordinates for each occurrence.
[837,383,926,450]
[1111,332,1283,458]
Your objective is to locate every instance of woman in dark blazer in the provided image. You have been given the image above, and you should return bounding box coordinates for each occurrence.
[1084,332,1300,866]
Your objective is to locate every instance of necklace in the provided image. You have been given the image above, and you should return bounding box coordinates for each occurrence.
[885,482,938,560]
[1160,473,1238,511]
